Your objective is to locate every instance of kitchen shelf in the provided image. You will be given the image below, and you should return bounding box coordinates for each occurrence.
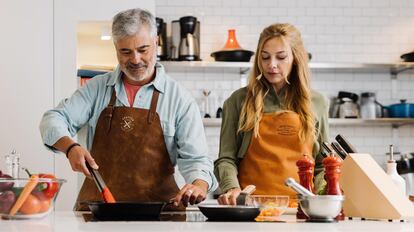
[160,61,414,75]
[202,118,414,128]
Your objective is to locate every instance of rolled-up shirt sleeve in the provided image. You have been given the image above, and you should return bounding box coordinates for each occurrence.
[39,83,95,152]
[174,99,218,192]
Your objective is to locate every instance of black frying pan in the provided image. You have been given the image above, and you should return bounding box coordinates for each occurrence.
[88,201,167,221]
[85,163,170,221]
[211,49,254,62]
[198,205,260,221]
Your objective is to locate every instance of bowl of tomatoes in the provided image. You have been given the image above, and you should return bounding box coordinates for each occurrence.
[0,170,66,219]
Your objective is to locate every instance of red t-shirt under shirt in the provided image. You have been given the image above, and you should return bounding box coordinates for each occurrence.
[123,78,142,106]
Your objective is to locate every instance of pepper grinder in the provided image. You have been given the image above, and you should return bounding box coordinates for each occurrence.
[323,153,345,220]
[296,154,315,220]
[386,145,406,195]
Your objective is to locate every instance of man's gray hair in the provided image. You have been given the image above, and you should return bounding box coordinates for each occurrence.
[112,8,157,43]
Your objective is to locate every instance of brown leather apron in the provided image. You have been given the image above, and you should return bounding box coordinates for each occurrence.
[238,111,313,199]
[75,88,181,211]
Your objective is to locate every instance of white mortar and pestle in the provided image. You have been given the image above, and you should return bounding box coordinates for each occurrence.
[285,178,344,222]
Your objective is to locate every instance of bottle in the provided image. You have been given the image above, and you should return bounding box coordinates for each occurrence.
[4,149,20,178]
[360,92,377,119]
[387,145,406,195]
[296,154,315,220]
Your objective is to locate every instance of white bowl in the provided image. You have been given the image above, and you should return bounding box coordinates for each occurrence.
[298,195,344,220]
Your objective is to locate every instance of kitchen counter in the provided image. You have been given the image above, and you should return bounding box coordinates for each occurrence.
[0,210,413,232]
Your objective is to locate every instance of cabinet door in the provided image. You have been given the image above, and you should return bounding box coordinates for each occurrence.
[0,1,54,172]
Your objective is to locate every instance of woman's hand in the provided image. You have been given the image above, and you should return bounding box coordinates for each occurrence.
[217,188,241,205]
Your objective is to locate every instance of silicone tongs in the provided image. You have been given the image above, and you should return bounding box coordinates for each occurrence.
[86,162,116,203]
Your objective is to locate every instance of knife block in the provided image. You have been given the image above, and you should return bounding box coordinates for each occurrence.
[340,153,414,220]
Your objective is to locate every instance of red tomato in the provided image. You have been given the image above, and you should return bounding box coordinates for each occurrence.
[38,199,51,213]
[19,194,41,215]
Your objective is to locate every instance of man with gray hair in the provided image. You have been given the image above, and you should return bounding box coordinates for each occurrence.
[40,8,217,210]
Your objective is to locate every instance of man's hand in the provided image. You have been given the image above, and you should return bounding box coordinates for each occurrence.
[52,136,99,177]
[217,188,241,205]
[172,179,208,207]
[67,145,99,177]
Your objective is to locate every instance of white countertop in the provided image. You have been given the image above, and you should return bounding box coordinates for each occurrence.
[0,211,413,232]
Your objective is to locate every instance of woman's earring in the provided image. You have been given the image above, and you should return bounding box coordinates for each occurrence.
[256,73,262,80]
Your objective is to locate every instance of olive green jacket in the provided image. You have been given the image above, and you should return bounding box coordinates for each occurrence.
[214,82,330,193]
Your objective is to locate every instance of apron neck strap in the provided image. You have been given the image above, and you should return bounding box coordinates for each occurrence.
[106,86,160,124]
[108,88,117,107]
[148,90,159,124]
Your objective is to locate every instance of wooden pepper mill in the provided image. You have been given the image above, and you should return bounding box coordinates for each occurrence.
[323,154,345,220]
[296,154,315,220]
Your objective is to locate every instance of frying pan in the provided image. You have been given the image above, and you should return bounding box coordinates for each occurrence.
[210,49,254,62]
[85,163,168,221]
[88,201,166,221]
[198,205,260,221]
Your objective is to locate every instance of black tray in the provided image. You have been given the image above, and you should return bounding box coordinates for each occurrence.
[87,201,166,221]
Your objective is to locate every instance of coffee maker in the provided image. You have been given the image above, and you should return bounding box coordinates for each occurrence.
[170,16,200,61]
[156,17,167,61]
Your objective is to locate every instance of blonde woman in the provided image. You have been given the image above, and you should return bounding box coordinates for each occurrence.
[214,23,329,205]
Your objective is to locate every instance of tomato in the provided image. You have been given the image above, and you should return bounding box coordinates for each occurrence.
[38,199,51,213]
[19,194,41,215]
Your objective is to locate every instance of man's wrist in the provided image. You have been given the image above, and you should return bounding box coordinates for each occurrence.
[192,179,208,192]
[65,143,81,158]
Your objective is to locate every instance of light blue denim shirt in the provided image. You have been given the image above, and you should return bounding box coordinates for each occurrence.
[40,63,218,192]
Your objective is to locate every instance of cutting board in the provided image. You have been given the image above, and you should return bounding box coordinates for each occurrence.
[340,153,414,220]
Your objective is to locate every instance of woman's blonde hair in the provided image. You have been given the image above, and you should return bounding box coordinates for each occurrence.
[238,23,315,142]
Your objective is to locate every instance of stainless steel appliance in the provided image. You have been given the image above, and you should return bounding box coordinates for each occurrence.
[156,17,167,61]
[332,91,359,118]
[170,16,200,61]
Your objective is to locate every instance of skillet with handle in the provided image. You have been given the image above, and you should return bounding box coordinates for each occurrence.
[85,163,167,221]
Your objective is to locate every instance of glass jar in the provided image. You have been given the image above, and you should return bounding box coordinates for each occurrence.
[360,92,376,119]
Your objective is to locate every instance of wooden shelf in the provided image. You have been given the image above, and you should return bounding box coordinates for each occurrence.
[202,118,414,128]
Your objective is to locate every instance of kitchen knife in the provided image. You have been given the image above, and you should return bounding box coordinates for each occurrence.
[335,134,358,153]
[322,142,338,157]
[331,141,348,160]
[86,162,116,203]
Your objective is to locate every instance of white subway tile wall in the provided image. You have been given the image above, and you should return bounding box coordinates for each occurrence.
[155,0,414,166]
